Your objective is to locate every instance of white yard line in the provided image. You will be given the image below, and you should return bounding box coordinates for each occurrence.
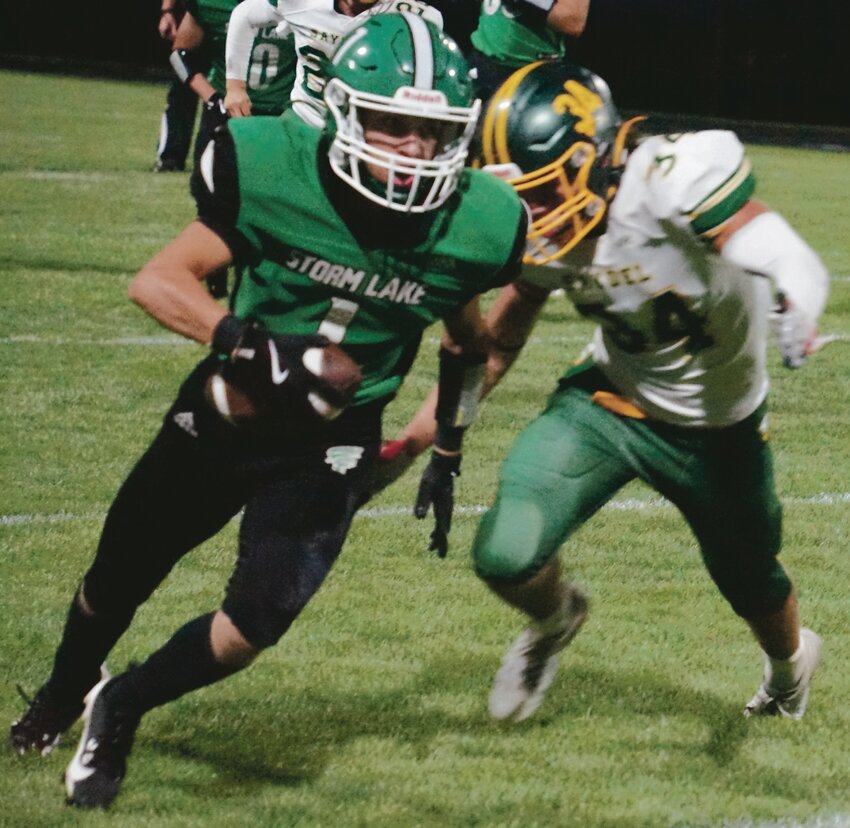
[4,333,848,348]
[3,170,127,182]
[4,492,850,527]
[0,334,190,346]
[720,816,850,828]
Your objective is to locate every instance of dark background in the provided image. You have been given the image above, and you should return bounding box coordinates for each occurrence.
[2,0,849,130]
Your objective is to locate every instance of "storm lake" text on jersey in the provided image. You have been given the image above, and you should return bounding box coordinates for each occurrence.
[285,248,427,305]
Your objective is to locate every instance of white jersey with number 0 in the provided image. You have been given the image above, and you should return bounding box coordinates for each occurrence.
[227,0,443,128]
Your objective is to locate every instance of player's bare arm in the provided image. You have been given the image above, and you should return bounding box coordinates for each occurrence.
[128,221,233,345]
[484,278,550,392]
[376,279,547,486]
[170,12,218,104]
[547,0,590,36]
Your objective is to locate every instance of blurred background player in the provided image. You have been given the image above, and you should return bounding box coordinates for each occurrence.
[153,0,199,171]
[169,0,297,296]
[224,0,442,126]
[170,0,297,162]
[469,0,591,102]
[383,59,829,724]
[9,15,527,809]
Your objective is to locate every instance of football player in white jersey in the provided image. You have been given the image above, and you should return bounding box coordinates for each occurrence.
[379,60,829,724]
[225,0,443,127]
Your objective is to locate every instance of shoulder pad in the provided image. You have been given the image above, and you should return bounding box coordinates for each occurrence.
[633,131,755,237]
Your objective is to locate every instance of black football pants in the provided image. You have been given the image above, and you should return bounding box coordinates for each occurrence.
[81,357,381,649]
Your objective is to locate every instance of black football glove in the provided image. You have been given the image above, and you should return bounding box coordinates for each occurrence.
[414,451,461,558]
[211,316,339,420]
[204,92,229,131]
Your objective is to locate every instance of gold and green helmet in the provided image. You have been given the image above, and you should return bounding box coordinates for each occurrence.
[480,60,640,264]
[323,12,480,213]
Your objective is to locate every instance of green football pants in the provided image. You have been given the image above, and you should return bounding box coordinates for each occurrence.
[471,367,791,617]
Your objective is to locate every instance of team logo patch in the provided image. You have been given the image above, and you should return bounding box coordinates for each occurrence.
[173,411,198,438]
[325,445,364,474]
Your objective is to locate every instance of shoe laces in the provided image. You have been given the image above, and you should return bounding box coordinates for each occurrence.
[12,685,81,734]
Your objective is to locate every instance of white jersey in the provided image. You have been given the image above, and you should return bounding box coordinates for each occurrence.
[227,0,443,128]
[527,132,781,427]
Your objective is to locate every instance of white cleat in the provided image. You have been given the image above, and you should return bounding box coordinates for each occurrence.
[744,627,822,720]
[489,584,588,723]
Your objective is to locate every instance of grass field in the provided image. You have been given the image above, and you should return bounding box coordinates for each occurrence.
[1,70,849,828]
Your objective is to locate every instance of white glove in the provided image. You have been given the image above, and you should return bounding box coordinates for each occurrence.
[770,292,816,369]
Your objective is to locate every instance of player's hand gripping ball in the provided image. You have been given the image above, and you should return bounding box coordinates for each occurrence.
[206,318,362,427]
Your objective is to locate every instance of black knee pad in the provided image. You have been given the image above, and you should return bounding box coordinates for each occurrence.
[220,601,295,650]
[222,534,342,649]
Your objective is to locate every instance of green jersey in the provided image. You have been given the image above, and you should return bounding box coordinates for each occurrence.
[194,112,525,406]
[471,0,565,67]
[185,0,296,114]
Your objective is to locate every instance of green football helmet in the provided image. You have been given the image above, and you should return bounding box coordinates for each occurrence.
[323,12,480,213]
[480,60,641,264]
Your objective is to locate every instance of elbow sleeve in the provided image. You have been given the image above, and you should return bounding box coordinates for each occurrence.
[722,211,829,324]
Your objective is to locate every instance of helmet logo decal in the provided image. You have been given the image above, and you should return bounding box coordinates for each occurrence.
[395,87,447,106]
[553,80,602,138]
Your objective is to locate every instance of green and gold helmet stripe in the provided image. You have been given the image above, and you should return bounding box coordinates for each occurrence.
[688,157,756,238]
[481,60,545,165]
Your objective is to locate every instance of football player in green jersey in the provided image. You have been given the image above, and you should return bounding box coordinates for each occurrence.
[153,0,199,172]
[469,0,590,102]
[382,60,828,724]
[9,14,526,809]
[170,0,297,164]
[169,0,297,296]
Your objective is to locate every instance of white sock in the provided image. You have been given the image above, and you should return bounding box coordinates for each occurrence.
[767,637,806,689]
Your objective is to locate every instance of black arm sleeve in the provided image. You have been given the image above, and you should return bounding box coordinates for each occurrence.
[189,127,250,258]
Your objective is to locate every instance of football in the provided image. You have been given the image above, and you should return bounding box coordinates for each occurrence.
[204,370,260,427]
[302,342,362,419]
[204,341,361,426]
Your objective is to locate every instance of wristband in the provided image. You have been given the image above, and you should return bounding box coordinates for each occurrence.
[435,347,487,429]
[170,48,202,85]
[160,8,176,15]
[211,314,249,356]
[435,423,464,455]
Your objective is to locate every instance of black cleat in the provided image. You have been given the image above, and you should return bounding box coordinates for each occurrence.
[10,684,84,756]
[65,677,140,809]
